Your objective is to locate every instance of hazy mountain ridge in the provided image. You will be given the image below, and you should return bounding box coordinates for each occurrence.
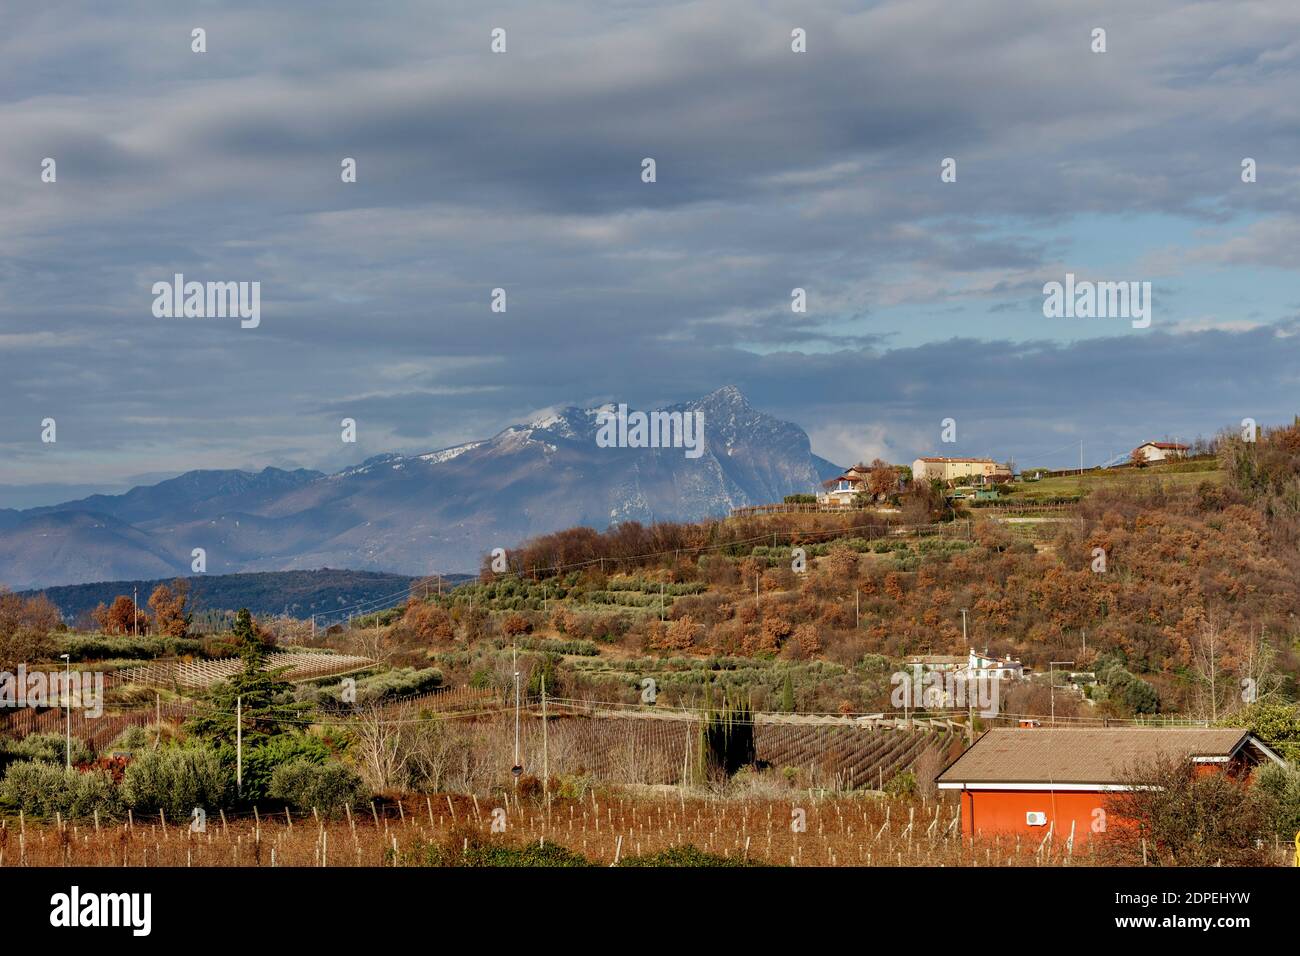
[20,568,436,622]
[0,388,841,588]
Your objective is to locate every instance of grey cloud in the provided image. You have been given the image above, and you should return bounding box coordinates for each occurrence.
[2,0,1299,500]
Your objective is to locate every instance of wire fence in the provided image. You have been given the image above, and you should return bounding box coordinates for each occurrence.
[113,651,376,691]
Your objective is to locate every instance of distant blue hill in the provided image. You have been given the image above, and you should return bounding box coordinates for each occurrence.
[17,568,473,625]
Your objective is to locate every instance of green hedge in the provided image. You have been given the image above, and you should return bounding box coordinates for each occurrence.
[0,760,120,819]
[121,746,231,818]
[268,759,367,815]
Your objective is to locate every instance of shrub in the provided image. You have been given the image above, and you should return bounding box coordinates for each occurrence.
[501,613,532,637]
[1102,755,1275,866]
[301,667,443,709]
[619,844,760,867]
[105,725,154,754]
[57,634,208,661]
[121,746,230,818]
[0,760,121,819]
[517,636,599,657]
[1230,703,1300,763]
[236,734,333,802]
[2,732,93,768]
[884,770,917,796]
[268,758,367,816]
[1254,762,1300,838]
[7,732,88,764]
[395,828,591,867]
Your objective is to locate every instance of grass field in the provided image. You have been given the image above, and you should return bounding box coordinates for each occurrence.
[1000,458,1221,502]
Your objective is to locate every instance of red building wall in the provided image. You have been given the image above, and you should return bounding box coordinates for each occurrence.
[960,789,1112,844]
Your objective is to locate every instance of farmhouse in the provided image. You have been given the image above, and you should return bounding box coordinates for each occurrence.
[967,649,1025,681]
[1131,440,1189,463]
[817,463,905,507]
[818,465,871,506]
[912,457,1011,484]
[904,653,966,671]
[937,727,1284,844]
[904,648,1026,680]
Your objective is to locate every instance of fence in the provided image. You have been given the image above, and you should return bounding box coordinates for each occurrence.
[0,700,196,752]
[115,651,375,691]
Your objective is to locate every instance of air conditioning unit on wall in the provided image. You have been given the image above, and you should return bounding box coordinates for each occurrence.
[1026,811,1048,826]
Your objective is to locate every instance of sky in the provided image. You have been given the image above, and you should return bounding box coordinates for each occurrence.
[3,0,1300,508]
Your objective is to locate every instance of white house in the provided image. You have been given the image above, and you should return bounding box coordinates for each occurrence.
[966,648,1025,681]
[904,649,1026,681]
[817,465,871,507]
[1131,441,1189,463]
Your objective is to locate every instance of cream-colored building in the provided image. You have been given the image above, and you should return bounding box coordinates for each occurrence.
[912,457,1010,483]
[1131,441,1188,463]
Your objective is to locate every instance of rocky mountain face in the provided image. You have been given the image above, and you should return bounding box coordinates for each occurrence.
[0,387,841,588]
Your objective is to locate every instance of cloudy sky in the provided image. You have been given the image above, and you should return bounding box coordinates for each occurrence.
[3,0,1300,507]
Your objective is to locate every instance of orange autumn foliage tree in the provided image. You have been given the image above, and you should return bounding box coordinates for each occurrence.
[93,594,146,635]
[148,580,191,637]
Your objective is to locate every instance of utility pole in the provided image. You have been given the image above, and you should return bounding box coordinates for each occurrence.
[1050,661,1074,726]
[1079,440,1083,476]
[133,586,139,635]
[236,695,243,796]
[512,644,521,788]
[60,654,71,769]
[541,672,549,810]
[960,610,972,746]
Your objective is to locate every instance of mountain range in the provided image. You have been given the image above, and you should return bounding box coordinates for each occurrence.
[0,387,841,589]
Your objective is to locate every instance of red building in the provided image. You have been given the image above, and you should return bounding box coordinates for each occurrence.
[937,727,1283,844]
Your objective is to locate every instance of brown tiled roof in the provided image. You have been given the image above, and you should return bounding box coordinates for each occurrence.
[906,654,966,665]
[916,457,996,463]
[1135,441,1189,451]
[937,728,1251,786]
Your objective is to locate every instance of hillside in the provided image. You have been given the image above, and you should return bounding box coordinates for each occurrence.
[338,427,1300,722]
